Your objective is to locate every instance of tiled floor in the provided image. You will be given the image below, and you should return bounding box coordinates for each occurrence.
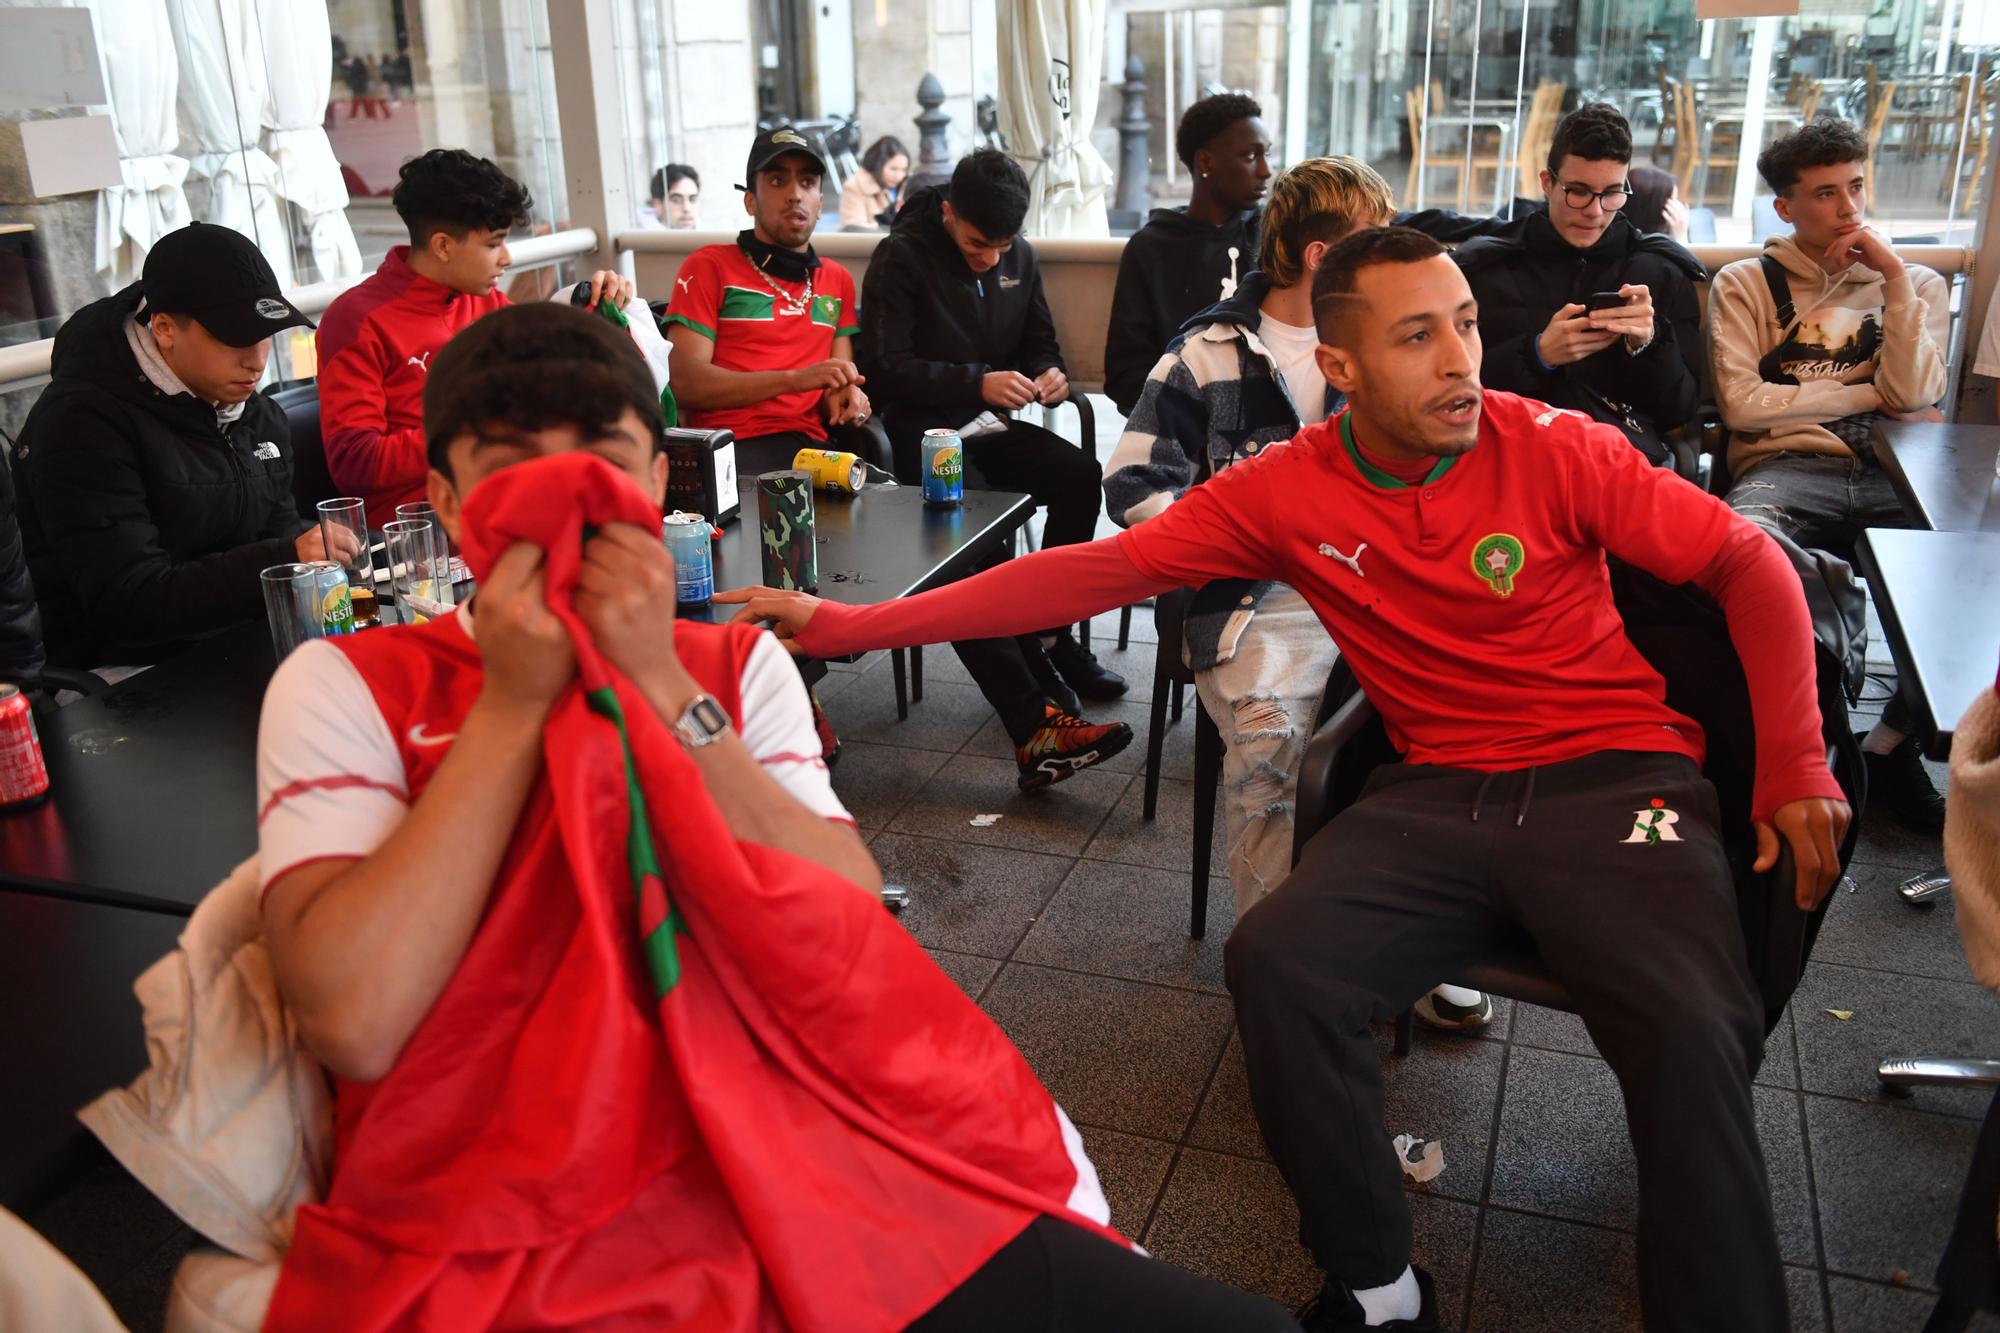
[809,399,1998,1331]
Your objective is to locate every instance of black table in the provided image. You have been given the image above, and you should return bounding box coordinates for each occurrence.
[0,484,1032,915]
[1856,528,2000,760]
[1871,420,2000,533]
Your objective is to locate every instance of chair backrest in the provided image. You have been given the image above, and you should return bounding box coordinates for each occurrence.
[268,383,335,522]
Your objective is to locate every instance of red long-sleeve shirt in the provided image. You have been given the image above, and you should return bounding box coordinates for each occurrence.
[316,247,510,527]
[797,393,1841,823]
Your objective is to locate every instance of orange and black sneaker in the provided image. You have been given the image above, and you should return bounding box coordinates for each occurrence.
[1015,706,1133,792]
[810,688,840,767]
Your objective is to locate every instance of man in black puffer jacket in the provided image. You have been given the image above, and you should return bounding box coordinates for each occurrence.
[1452,104,1707,467]
[0,451,46,696]
[16,223,338,668]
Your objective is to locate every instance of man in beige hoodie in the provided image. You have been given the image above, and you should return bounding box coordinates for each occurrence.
[1708,116,1950,832]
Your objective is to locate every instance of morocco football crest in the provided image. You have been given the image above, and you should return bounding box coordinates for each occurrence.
[1470,533,1526,597]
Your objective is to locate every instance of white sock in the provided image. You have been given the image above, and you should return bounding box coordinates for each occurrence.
[1353,1265,1420,1325]
[1862,720,1906,756]
[1432,983,1483,1008]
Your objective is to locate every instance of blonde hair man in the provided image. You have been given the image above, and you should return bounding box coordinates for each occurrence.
[1101,156,1495,1030]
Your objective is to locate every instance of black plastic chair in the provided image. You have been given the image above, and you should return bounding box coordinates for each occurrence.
[1289,566,1866,1056]
[269,382,337,521]
[1141,587,1225,937]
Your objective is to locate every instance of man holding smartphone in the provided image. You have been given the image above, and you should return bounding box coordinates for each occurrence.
[1451,104,1707,466]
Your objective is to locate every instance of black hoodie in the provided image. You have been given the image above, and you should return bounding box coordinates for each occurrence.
[15,284,301,666]
[1101,206,1260,417]
[857,186,1065,432]
[1452,211,1708,462]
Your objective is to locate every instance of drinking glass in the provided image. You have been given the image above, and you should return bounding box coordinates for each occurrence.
[385,520,455,622]
[261,563,327,658]
[316,497,380,627]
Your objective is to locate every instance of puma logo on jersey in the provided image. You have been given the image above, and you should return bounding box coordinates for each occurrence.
[406,351,431,372]
[1534,405,1584,428]
[677,276,693,294]
[407,723,457,748]
[1318,542,1367,578]
[251,441,281,461]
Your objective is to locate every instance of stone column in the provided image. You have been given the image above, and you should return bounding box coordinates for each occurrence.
[910,72,954,193]
[1114,55,1151,219]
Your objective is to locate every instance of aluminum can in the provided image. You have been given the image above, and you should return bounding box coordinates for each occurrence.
[0,683,49,806]
[309,561,355,635]
[921,429,963,507]
[792,447,866,495]
[663,511,714,606]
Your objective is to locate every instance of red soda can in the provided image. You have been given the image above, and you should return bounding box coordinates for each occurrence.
[0,683,48,806]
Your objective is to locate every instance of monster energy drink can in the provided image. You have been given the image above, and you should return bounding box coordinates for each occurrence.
[921,428,963,508]
[757,470,818,593]
[662,511,713,606]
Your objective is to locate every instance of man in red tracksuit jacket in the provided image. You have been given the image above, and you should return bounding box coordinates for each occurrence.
[315,149,633,527]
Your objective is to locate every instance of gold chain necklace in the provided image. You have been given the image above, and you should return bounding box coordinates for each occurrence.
[752,264,815,317]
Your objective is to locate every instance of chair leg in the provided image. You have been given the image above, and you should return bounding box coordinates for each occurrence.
[1190,701,1223,939]
[1078,616,1091,650]
[1171,682,1184,723]
[1118,604,1132,652]
[1393,1008,1416,1058]
[1920,1299,1977,1333]
[1143,639,1172,821]
[911,644,924,703]
[891,649,908,721]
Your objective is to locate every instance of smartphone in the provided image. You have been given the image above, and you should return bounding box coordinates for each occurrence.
[1584,291,1629,313]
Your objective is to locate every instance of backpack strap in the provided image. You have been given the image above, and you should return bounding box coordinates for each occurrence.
[1758,254,1798,330]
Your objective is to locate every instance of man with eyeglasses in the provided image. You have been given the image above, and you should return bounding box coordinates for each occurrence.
[1451,103,1706,467]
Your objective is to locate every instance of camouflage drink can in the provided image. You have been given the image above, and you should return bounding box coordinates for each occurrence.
[921,429,963,508]
[662,511,713,606]
[0,683,49,807]
[792,447,866,495]
[309,560,356,635]
[757,470,818,593]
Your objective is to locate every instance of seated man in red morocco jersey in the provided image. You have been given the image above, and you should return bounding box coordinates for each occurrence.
[252,301,1300,1333]
[719,228,1850,1333]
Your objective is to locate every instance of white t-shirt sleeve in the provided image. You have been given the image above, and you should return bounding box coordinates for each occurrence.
[256,640,410,897]
[1976,290,2000,380]
[734,631,854,825]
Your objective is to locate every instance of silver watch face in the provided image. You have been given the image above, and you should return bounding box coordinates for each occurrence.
[683,695,730,742]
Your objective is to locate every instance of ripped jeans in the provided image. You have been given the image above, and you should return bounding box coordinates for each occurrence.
[1722,450,1906,550]
[1191,586,1340,922]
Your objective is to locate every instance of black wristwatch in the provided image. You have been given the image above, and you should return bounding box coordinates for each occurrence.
[670,694,732,749]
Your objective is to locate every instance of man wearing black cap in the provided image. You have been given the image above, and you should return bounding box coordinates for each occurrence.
[14,221,345,667]
[663,128,871,464]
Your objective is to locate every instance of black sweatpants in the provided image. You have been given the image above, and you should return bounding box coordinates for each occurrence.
[739,430,1073,746]
[908,1215,1299,1331]
[1226,749,1786,1333]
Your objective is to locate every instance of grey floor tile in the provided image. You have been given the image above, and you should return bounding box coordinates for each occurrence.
[886,756,1131,857]
[1139,1148,1322,1311]
[820,675,993,753]
[1813,862,1977,985]
[1807,1093,1981,1287]
[828,740,949,829]
[1790,1267,1832,1333]
[819,649,887,675]
[914,631,1161,701]
[981,963,1233,1140]
[1850,807,1947,873]
[1089,605,1158,647]
[871,832,1076,957]
[1465,1209,1641,1332]
[1014,859,1233,994]
[1083,774,1228,876]
[1828,1274,2000,1332]
[1375,1033,1507,1208]
[924,947,1001,999]
[1187,1029,1266,1161]
[1488,1047,1817,1264]
[1075,1126,1175,1236]
[1513,1002,1799,1090]
[1793,963,2000,1118]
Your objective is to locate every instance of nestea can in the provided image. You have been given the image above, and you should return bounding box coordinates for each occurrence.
[0,683,49,806]
[921,429,963,507]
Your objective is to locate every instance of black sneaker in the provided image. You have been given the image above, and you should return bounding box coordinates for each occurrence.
[1015,708,1133,791]
[1860,731,1945,835]
[1298,1267,1439,1333]
[1046,631,1128,701]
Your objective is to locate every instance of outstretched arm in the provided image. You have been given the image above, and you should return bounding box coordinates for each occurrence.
[715,537,1176,657]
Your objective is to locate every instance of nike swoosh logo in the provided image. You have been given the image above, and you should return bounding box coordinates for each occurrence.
[407,723,457,748]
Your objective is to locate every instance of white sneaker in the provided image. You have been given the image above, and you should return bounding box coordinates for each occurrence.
[1414,986,1494,1031]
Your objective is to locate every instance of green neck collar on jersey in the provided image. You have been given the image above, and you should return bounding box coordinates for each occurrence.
[1340,412,1461,490]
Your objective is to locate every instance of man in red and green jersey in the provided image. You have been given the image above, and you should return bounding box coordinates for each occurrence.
[718,228,1851,1332]
[663,128,867,470]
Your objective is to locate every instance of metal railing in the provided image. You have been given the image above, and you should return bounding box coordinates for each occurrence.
[0,228,600,397]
